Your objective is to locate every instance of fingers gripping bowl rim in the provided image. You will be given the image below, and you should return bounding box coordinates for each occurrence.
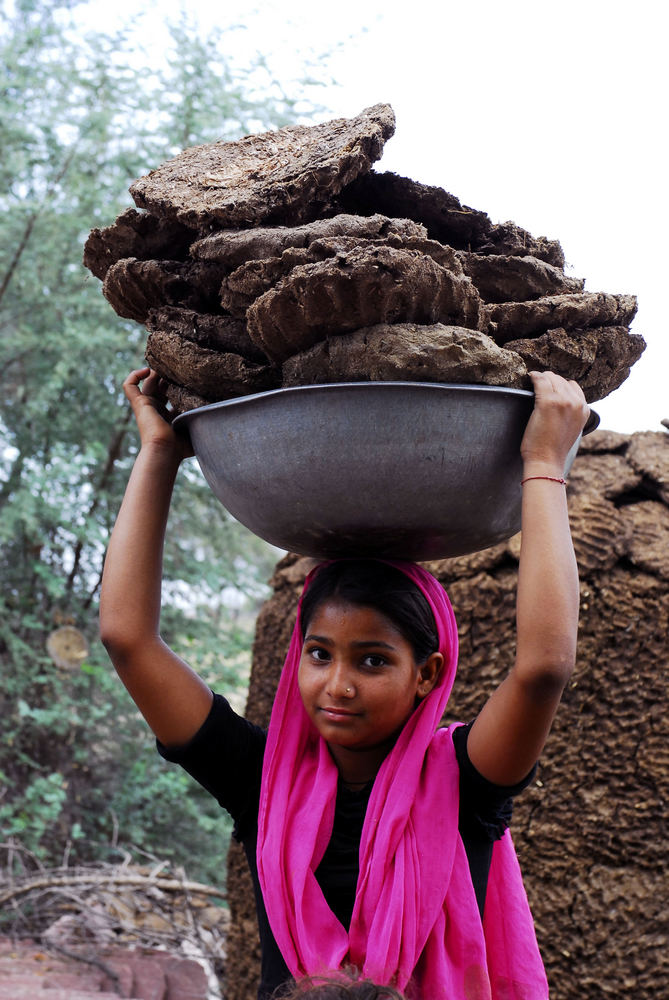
[174,382,599,561]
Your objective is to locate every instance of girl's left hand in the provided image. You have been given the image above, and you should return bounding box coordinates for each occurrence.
[520,371,590,475]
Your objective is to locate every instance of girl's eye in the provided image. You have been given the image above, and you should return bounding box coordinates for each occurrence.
[308,646,330,662]
[362,654,387,669]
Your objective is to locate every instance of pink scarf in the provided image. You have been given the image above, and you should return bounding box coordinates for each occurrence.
[257,561,548,999]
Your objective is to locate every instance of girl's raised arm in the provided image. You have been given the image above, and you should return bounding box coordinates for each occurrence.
[466,370,589,786]
[99,368,213,747]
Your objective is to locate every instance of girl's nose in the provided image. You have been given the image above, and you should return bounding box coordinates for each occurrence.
[326,663,355,699]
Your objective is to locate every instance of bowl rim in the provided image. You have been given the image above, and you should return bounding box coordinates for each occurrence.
[173,381,599,435]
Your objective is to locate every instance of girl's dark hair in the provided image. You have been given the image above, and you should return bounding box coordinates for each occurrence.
[299,560,439,664]
[275,973,406,1000]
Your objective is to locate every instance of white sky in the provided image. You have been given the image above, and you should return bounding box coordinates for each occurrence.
[78,0,667,433]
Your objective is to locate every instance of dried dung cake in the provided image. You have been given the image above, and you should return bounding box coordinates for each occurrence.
[625,431,669,504]
[144,328,279,401]
[459,253,584,303]
[163,381,212,415]
[83,207,196,280]
[102,258,224,323]
[146,307,267,362]
[84,103,644,414]
[335,170,566,267]
[129,104,396,229]
[246,245,481,363]
[225,429,669,1000]
[334,170,495,252]
[190,213,428,268]
[282,324,528,388]
[483,291,638,343]
[505,325,647,403]
[219,235,463,318]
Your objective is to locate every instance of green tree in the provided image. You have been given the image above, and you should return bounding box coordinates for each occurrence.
[0,0,324,881]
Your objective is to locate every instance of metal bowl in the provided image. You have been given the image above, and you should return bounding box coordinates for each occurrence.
[174,382,598,561]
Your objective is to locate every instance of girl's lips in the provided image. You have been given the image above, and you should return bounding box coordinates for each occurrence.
[319,706,360,720]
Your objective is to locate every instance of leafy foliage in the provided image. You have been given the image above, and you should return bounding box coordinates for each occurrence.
[0,0,324,882]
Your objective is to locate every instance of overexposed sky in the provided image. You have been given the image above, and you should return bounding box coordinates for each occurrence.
[77,0,667,432]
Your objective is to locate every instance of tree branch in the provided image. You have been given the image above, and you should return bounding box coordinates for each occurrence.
[66,408,133,595]
[0,870,226,907]
[0,449,26,510]
[0,147,78,308]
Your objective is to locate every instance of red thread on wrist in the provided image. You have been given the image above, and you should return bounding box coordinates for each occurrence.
[521,475,567,486]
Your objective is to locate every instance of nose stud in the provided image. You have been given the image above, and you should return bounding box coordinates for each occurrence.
[346,687,352,694]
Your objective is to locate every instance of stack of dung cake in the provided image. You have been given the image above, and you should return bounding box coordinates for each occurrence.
[84,104,644,414]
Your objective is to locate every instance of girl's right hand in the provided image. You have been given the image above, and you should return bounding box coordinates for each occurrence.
[123,367,194,462]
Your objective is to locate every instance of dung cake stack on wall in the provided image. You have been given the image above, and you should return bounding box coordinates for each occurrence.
[224,428,669,1000]
[84,105,645,411]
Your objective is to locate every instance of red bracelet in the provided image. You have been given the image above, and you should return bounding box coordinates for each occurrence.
[520,475,567,486]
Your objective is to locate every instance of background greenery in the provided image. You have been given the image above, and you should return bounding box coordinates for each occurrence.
[0,0,325,887]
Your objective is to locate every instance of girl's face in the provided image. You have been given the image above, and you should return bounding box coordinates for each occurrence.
[298,599,442,769]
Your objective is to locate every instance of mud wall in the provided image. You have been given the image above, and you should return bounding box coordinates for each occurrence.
[226,429,669,1000]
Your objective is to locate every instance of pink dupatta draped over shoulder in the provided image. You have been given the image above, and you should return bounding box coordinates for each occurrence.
[257,561,549,1000]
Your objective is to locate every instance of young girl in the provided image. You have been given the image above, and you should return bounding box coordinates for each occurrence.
[100,367,589,1000]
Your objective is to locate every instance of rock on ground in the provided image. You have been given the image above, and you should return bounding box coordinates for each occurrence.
[0,938,211,1000]
[225,429,669,1000]
[282,323,529,389]
[129,104,396,229]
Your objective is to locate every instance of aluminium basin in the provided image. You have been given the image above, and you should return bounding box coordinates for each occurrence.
[173,382,597,561]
